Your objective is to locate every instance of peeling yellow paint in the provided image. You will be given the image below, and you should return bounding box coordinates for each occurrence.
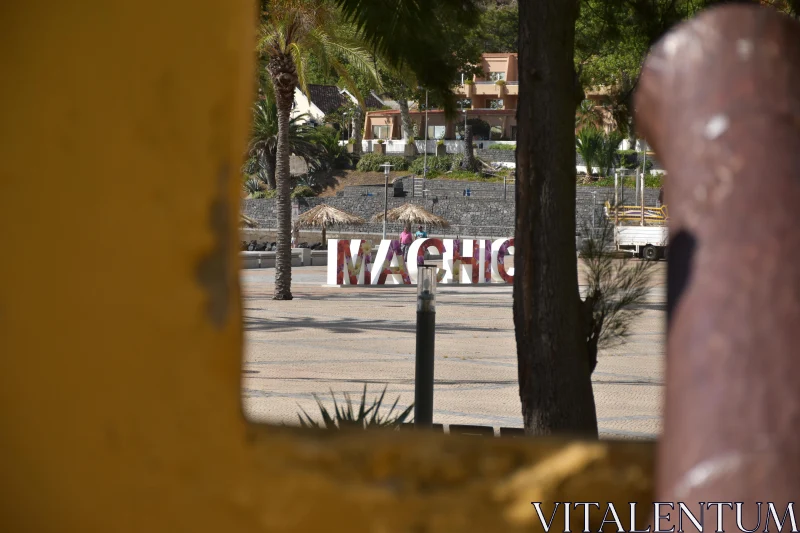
[0,2,655,532]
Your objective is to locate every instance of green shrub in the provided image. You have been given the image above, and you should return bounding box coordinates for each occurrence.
[616,150,654,171]
[579,173,663,188]
[409,154,465,175]
[443,170,498,182]
[290,185,316,198]
[489,144,516,151]
[251,189,276,199]
[356,154,409,172]
[467,118,491,139]
[464,79,475,85]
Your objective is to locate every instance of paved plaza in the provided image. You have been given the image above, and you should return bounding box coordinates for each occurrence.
[241,261,666,439]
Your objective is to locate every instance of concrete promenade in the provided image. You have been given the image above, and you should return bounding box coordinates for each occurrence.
[241,262,666,439]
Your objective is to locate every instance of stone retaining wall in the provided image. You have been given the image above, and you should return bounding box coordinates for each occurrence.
[242,185,661,243]
[397,176,514,200]
[476,149,516,163]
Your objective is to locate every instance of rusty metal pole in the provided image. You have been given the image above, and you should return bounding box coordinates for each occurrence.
[636,4,800,517]
[641,150,646,226]
[614,171,619,226]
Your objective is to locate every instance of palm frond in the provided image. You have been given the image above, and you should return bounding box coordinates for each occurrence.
[287,42,310,98]
[334,0,481,117]
[317,31,379,92]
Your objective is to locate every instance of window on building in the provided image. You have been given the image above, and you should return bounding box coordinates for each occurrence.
[489,72,506,81]
[426,125,446,139]
[488,99,504,110]
[372,125,389,139]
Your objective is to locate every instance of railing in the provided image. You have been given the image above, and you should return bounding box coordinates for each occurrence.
[398,424,525,437]
[243,219,515,239]
[355,139,466,155]
[473,80,518,85]
[604,202,668,224]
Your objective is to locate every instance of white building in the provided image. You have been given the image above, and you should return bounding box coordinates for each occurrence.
[291,85,385,127]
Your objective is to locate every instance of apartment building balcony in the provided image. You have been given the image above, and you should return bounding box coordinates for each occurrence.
[455,81,519,99]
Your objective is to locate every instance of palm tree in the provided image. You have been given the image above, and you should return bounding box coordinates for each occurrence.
[596,130,623,179]
[258,1,377,300]
[575,99,603,130]
[247,97,319,190]
[576,126,603,178]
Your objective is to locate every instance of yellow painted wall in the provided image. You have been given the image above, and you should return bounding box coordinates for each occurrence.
[0,2,654,532]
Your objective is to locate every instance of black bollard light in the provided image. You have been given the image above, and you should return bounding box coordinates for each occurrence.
[414,265,437,428]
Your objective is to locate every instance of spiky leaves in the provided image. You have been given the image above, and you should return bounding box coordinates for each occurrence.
[297,385,414,430]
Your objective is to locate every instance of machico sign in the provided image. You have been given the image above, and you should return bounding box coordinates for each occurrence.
[326,238,515,286]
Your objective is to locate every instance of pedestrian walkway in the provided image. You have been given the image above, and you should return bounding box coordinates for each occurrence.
[241,263,666,439]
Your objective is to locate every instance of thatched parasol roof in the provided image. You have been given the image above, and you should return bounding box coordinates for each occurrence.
[240,213,258,228]
[373,203,449,227]
[296,204,366,228]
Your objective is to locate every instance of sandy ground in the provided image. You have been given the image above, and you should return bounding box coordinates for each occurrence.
[241,260,666,439]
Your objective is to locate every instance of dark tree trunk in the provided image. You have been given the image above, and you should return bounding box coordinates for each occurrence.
[514,0,598,436]
[263,151,277,190]
[627,115,636,151]
[353,106,364,156]
[463,125,476,171]
[268,53,297,300]
[398,98,413,139]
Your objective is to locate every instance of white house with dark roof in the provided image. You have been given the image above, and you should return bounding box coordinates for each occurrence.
[291,84,384,125]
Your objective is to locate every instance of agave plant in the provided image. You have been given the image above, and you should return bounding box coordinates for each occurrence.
[243,176,265,197]
[297,384,414,430]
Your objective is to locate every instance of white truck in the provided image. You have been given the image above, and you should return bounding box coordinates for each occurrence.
[614,225,668,261]
[603,201,669,261]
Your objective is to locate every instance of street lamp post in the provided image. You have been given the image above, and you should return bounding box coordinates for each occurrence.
[423,90,428,198]
[614,170,619,226]
[460,74,468,147]
[381,163,392,239]
[414,265,437,428]
[641,142,647,226]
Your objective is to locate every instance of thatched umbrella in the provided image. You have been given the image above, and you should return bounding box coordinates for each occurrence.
[295,204,366,243]
[373,203,449,229]
[240,213,258,228]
